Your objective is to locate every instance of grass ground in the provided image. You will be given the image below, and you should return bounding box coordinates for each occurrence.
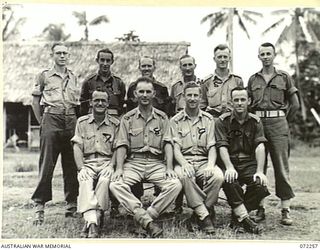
[1,146,320,240]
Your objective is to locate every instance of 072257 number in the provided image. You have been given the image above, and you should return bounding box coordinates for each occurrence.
[300,244,318,249]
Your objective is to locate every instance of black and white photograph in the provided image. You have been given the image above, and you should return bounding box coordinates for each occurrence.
[2,0,320,245]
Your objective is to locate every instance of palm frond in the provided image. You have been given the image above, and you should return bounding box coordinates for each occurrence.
[72,11,87,26]
[262,17,285,35]
[243,10,263,18]
[242,12,258,25]
[210,12,225,26]
[201,11,222,24]
[237,15,251,39]
[271,9,290,15]
[207,14,227,36]
[89,15,109,25]
[276,21,295,45]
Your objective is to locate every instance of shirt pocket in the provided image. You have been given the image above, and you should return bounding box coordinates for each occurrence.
[43,82,60,103]
[178,129,193,149]
[244,130,254,154]
[109,89,121,106]
[100,131,114,154]
[251,84,263,101]
[207,87,220,107]
[129,127,144,149]
[270,83,286,105]
[197,127,207,148]
[66,85,80,104]
[149,127,163,149]
[83,132,95,154]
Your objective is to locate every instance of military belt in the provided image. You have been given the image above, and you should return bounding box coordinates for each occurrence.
[255,110,285,118]
[130,152,163,160]
[44,106,76,115]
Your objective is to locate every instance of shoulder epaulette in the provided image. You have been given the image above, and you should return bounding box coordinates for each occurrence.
[201,111,214,120]
[154,108,168,119]
[123,109,137,120]
[172,111,184,123]
[203,74,213,83]
[232,74,242,80]
[154,80,167,88]
[112,74,123,81]
[83,72,97,82]
[172,80,183,88]
[78,115,90,123]
[106,114,120,126]
[219,112,232,121]
[248,113,261,122]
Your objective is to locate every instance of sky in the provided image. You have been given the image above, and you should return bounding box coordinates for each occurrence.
[8,3,317,83]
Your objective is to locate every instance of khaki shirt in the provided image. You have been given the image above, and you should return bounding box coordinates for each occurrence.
[71,114,120,160]
[247,67,298,111]
[200,72,243,114]
[116,107,171,155]
[170,76,202,114]
[32,67,80,108]
[215,112,267,160]
[170,109,215,157]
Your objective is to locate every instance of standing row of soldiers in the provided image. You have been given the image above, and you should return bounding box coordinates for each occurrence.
[31,42,300,238]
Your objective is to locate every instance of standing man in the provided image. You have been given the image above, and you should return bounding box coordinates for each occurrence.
[170,54,202,213]
[126,56,170,114]
[171,82,224,234]
[31,42,80,225]
[247,42,300,225]
[215,87,270,234]
[110,77,182,238]
[72,90,119,238]
[170,54,202,114]
[80,48,126,117]
[200,44,243,118]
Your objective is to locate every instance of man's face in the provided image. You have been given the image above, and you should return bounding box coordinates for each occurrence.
[97,52,113,75]
[52,45,69,67]
[134,81,155,107]
[184,87,201,110]
[91,97,108,115]
[231,90,249,115]
[214,48,231,70]
[258,46,275,67]
[139,58,155,77]
[180,57,196,78]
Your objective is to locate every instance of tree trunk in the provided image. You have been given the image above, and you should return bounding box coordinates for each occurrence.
[227,8,234,72]
[85,25,88,41]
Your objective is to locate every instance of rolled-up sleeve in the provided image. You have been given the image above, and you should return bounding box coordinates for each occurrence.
[215,119,229,148]
[254,120,267,147]
[162,118,172,145]
[32,72,44,97]
[115,117,130,148]
[71,120,84,151]
[170,119,182,147]
[207,119,216,150]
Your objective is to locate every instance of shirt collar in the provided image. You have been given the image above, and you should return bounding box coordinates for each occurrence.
[47,66,70,78]
[95,71,113,82]
[88,113,110,125]
[181,109,203,122]
[213,69,233,81]
[230,111,250,124]
[134,107,156,120]
[257,66,281,77]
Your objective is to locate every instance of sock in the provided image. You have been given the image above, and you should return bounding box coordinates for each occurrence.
[233,204,249,222]
[83,210,98,227]
[281,199,291,211]
[194,204,209,221]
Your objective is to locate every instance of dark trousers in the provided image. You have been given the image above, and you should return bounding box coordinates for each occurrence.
[222,159,270,211]
[31,113,79,204]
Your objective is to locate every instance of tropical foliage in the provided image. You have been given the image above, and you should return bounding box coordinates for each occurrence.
[2,4,26,41]
[42,23,71,41]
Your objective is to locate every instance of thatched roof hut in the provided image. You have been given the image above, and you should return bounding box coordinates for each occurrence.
[3,41,190,105]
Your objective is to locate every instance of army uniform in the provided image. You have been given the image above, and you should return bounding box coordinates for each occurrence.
[31,67,80,211]
[215,112,270,211]
[200,73,243,117]
[247,68,297,200]
[109,107,182,229]
[126,78,170,114]
[80,72,126,117]
[170,76,202,115]
[170,110,224,211]
[71,113,119,215]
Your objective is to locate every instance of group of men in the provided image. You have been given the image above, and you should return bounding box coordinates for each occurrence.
[31,41,300,238]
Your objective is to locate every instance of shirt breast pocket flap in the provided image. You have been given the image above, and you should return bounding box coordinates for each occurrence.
[178,129,193,148]
[102,132,113,143]
[43,85,59,96]
[149,127,162,137]
[270,84,286,103]
[244,131,253,140]
[83,133,95,151]
[197,127,207,147]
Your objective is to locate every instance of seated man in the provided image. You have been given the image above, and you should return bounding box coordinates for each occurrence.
[215,87,270,234]
[110,77,182,238]
[72,90,119,238]
[170,81,224,234]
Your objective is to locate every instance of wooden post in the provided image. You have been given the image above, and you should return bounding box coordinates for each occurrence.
[28,106,31,150]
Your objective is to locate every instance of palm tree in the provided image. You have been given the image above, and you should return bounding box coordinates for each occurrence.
[72,11,109,41]
[201,8,263,70]
[2,4,26,41]
[42,23,71,41]
[262,8,320,120]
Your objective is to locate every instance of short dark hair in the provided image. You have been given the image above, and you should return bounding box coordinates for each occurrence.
[96,48,114,61]
[183,81,201,94]
[260,42,276,53]
[179,54,195,64]
[214,44,231,54]
[230,86,248,98]
[51,42,66,52]
[135,76,154,89]
[139,56,155,67]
